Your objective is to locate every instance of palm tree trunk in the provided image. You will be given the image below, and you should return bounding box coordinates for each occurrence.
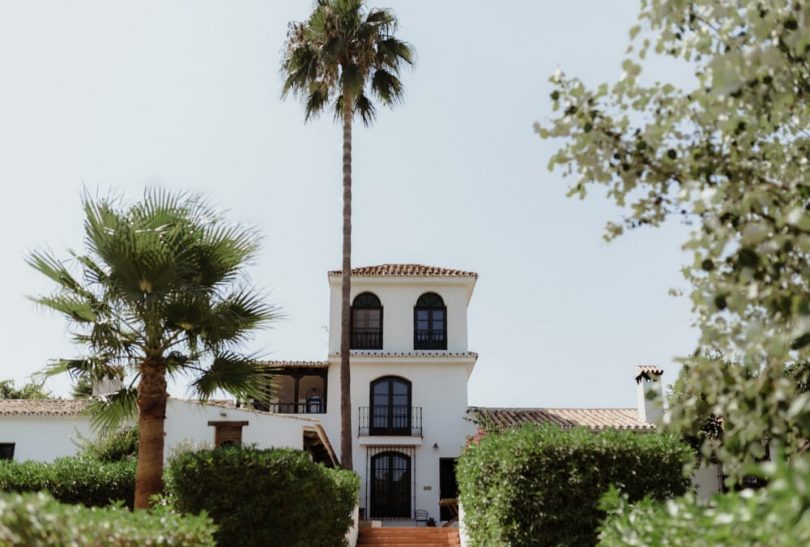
[340,93,354,471]
[134,356,168,509]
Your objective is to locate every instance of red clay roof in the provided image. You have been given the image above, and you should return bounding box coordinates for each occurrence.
[467,407,655,431]
[328,264,478,279]
[0,399,90,416]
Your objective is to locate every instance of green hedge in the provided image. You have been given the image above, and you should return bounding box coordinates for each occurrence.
[0,457,135,508]
[457,425,692,547]
[0,491,215,546]
[168,446,359,547]
[599,456,810,546]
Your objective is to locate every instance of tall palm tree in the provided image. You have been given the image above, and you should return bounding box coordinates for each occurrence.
[29,190,275,508]
[281,0,413,470]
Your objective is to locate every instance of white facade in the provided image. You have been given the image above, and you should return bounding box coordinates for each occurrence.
[0,399,328,464]
[0,415,92,461]
[320,270,478,522]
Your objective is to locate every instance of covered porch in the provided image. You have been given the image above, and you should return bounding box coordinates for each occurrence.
[253,361,328,414]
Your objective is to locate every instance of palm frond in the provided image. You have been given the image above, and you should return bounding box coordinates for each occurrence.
[197,289,277,349]
[376,38,414,69]
[26,251,89,297]
[355,93,377,126]
[371,69,404,106]
[189,352,274,403]
[31,293,97,323]
[86,386,139,432]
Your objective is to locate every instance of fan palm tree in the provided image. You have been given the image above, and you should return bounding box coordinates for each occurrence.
[29,190,275,508]
[281,0,413,470]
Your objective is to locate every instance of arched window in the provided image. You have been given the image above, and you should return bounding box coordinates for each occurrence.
[370,376,411,435]
[414,292,447,350]
[351,292,383,349]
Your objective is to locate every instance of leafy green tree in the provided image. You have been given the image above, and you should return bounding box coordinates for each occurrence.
[29,190,275,508]
[281,0,413,469]
[538,0,810,477]
[0,379,51,399]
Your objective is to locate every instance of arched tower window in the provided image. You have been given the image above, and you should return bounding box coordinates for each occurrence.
[414,292,447,350]
[351,292,383,349]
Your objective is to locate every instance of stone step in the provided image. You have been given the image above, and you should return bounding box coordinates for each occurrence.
[358,527,460,546]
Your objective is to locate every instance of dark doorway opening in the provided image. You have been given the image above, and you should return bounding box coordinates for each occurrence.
[439,458,458,521]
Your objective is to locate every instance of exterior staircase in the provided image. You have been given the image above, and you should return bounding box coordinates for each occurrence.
[358,527,461,547]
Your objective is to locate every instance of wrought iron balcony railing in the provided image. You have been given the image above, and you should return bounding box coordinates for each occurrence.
[414,330,447,350]
[358,406,422,437]
[350,328,383,349]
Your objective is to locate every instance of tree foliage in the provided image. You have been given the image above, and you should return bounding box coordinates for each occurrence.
[29,189,276,507]
[538,0,810,477]
[281,0,414,125]
[598,455,810,546]
[0,379,51,400]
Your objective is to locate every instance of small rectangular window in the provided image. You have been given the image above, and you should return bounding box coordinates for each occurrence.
[0,443,15,460]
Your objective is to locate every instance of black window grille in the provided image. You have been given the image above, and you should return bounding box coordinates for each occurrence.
[351,292,383,349]
[414,292,447,350]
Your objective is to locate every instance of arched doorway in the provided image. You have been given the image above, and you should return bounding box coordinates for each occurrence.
[370,451,411,518]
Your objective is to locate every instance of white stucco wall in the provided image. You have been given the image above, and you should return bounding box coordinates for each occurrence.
[322,275,478,522]
[0,415,92,461]
[328,277,474,354]
[0,400,317,464]
[321,358,475,521]
[164,399,312,459]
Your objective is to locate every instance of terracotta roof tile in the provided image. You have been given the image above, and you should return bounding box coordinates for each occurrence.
[467,407,655,431]
[328,264,478,279]
[635,365,664,382]
[0,399,90,417]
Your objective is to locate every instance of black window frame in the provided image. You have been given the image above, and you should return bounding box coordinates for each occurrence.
[369,376,412,435]
[350,292,383,350]
[413,292,447,350]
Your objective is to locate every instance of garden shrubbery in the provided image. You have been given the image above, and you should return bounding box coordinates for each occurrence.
[0,491,215,546]
[457,424,692,546]
[80,426,139,462]
[0,457,135,508]
[599,456,810,546]
[168,446,359,547]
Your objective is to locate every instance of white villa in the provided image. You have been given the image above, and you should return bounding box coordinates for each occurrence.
[0,263,719,524]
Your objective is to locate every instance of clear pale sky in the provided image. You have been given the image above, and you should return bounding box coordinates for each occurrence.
[0,1,696,408]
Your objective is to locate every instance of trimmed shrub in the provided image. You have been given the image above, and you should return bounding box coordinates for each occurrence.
[81,426,139,462]
[0,457,135,507]
[0,491,215,546]
[598,456,810,546]
[168,446,359,547]
[457,425,692,546]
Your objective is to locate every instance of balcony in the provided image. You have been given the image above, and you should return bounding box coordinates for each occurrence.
[351,328,382,350]
[358,406,422,437]
[414,329,447,350]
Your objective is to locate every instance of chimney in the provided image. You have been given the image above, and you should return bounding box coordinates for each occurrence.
[92,376,124,397]
[635,365,664,425]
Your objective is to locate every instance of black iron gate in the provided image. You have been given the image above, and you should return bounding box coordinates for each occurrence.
[368,448,414,519]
